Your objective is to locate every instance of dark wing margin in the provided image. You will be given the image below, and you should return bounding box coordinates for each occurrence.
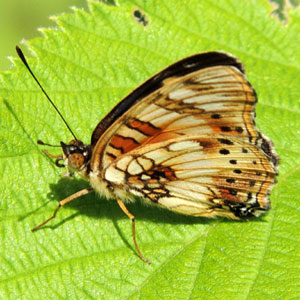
[91,52,244,146]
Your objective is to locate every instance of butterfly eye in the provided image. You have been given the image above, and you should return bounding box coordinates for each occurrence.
[68,153,85,170]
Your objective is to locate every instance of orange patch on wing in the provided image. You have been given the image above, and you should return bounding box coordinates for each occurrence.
[148,132,182,144]
[219,188,240,202]
[161,167,177,180]
[128,119,161,136]
[110,135,140,153]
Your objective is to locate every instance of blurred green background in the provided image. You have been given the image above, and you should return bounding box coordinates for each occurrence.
[0,0,87,70]
[0,0,299,70]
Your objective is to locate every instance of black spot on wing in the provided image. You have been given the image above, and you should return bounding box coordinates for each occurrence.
[219,149,230,155]
[220,126,231,132]
[218,138,234,145]
[226,178,235,184]
[211,113,221,119]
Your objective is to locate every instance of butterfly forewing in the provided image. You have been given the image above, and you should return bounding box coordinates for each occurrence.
[91,53,277,173]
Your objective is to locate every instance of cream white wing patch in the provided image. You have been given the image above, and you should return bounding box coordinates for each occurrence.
[103,134,277,219]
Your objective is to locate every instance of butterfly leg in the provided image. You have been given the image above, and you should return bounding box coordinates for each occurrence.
[42,149,62,159]
[117,199,151,264]
[31,188,93,232]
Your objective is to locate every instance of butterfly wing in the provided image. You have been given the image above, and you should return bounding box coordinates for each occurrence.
[90,52,278,172]
[101,134,277,219]
[89,52,279,218]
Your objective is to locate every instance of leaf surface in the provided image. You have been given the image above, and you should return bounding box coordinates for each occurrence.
[0,1,299,299]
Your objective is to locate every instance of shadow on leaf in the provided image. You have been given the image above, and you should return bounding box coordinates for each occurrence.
[23,171,268,260]
[38,176,267,229]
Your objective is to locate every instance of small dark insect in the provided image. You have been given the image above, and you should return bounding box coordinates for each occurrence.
[132,8,149,27]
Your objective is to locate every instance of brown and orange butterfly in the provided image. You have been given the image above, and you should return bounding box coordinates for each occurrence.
[16,47,279,263]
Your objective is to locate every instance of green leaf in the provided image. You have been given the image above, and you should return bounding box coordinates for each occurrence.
[0,0,299,299]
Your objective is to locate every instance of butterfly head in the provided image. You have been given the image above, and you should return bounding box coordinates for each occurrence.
[59,140,91,178]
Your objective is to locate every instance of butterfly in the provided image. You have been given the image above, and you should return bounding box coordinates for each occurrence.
[16,47,279,263]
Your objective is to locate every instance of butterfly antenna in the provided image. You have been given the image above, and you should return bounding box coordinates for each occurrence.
[16,46,78,141]
[37,139,61,147]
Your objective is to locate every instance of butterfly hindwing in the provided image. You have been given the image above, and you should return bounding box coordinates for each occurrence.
[102,134,277,219]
